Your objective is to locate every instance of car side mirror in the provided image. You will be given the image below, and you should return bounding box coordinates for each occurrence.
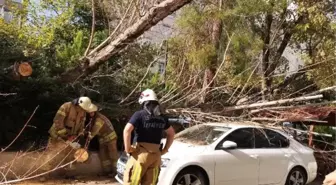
[221,141,237,150]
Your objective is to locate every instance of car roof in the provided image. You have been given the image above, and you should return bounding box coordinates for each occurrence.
[204,121,262,128]
[202,121,288,136]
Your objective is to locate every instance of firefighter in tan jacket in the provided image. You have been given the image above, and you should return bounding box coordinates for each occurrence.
[48,97,96,142]
[42,97,96,181]
[86,109,118,177]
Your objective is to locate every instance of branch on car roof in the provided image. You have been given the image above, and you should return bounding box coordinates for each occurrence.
[222,94,323,112]
[251,117,328,124]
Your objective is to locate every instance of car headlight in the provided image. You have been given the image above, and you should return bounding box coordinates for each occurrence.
[161,158,170,168]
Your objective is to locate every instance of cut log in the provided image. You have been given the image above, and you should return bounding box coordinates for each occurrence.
[18,62,33,77]
[224,94,323,111]
[74,148,89,163]
[7,62,33,81]
[58,0,192,83]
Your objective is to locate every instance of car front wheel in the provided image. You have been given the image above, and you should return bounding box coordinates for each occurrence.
[173,168,207,185]
[285,167,307,185]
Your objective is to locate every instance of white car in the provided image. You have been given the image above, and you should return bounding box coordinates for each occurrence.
[115,122,317,185]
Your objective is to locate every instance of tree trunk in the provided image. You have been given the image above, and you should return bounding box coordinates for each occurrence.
[263,15,304,92]
[57,0,192,83]
[261,13,273,101]
[200,1,223,103]
[238,15,305,105]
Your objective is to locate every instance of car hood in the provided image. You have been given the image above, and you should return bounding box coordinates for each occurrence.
[161,139,208,158]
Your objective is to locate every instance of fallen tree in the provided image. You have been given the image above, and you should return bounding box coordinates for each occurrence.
[57,0,192,83]
[223,94,323,111]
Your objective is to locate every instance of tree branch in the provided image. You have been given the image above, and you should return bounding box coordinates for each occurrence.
[0,106,39,153]
[224,94,323,111]
[0,93,17,96]
[84,0,96,56]
[119,54,164,104]
[265,15,305,79]
[57,0,192,83]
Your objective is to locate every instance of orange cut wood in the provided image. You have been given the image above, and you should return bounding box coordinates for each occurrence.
[74,148,89,163]
[18,62,32,77]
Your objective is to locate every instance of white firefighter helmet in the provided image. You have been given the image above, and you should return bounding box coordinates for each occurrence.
[78,97,98,113]
[138,89,158,104]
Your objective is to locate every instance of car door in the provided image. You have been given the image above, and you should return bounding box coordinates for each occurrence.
[212,128,259,185]
[254,128,291,185]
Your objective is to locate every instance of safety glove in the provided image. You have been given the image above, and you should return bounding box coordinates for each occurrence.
[66,140,81,149]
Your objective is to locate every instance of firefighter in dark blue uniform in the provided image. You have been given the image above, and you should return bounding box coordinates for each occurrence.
[123,89,175,185]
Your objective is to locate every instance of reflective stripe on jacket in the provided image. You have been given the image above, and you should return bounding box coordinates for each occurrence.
[90,113,117,144]
[48,102,86,138]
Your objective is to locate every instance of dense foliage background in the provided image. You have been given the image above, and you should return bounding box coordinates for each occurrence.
[0,0,335,150]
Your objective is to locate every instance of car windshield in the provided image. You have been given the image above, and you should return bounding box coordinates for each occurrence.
[174,125,231,145]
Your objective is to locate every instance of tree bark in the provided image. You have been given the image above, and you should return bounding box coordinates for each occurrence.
[265,30,293,84]
[57,0,192,83]
[202,19,222,89]
[200,0,223,103]
[261,13,273,101]
[264,16,304,88]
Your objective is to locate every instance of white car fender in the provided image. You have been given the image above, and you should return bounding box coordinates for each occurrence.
[282,143,316,184]
[160,157,214,185]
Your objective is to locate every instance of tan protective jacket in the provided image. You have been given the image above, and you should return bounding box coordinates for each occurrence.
[90,112,117,144]
[49,102,87,139]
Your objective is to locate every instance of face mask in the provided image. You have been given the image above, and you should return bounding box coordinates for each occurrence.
[144,101,161,116]
[153,105,161,116]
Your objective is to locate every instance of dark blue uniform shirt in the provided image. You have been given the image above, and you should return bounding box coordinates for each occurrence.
[129,110,170,145]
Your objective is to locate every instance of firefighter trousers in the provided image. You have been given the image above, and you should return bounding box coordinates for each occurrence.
[99,139,118,174]
[123,144,161,185]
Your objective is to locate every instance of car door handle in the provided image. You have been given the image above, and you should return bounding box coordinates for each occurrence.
[284,154,291,158]
[249,154,259,159]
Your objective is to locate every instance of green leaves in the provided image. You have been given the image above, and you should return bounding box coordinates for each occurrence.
[56,30,87,68]
[0,19,25,64]
[292,0,336,89]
